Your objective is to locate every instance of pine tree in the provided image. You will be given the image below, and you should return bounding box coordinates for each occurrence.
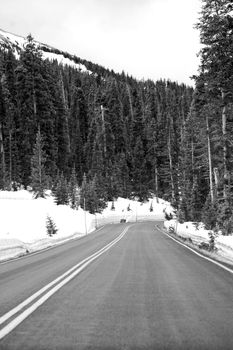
[15,35,53,186]
[0,74,16,188]
[35,60,57,179]
[30,128,47,198]
[216,199,233,235]
[68,166,79,209]
[202,195,217,230]
[189,176,203,221]
[104,78,126,154]
[193,0,233,232]
[53,173,69,205]
[196,0,233,200]
[145,117,161,201]
[131,136,149,201]
[46,215,58,236]
[0,49,19,188]
[80,173,107,214]
[69,86,87,182]
[0,121,6,189]
[56,71,70,176]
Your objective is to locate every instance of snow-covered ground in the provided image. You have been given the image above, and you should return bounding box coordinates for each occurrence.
[164,219,233,265]
[2,189,233,266]
[0,191,169,262]
[43,51,90,73]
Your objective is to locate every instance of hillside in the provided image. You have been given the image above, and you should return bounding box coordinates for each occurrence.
[0,28,126,81]
[0,28,90,74]
[0,27,194,209]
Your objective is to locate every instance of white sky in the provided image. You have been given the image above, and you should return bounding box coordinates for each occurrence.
[0,0,201,86]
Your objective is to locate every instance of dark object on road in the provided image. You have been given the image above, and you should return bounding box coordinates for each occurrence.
[120,219,126,223]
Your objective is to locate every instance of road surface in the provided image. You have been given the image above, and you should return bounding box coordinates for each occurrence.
[0,222,233,349]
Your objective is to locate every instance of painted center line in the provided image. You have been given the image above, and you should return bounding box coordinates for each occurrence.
[0,225,131,340]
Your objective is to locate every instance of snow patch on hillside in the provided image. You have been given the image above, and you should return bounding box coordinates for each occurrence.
[0,28,90,74]
[0,28,25,49]
[42,51,90,73]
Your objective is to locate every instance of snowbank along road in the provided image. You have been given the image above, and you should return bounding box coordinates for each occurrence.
[0,222,233,349]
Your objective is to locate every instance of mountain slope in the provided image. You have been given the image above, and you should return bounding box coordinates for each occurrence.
[0,26,194,210]
[0,28,89,73]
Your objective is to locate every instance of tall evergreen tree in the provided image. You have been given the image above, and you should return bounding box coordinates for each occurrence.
[68,166,79,209]
[80,173,107,214]
[30,128,47,198]
[53,172,69,205]
[196,0,233,200]
[15,35,52,186]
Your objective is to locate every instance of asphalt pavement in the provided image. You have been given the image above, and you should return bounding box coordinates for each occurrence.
[0,222,233,350]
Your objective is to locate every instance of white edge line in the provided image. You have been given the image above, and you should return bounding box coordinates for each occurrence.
[0,225,131,340]
[156,225,233,275]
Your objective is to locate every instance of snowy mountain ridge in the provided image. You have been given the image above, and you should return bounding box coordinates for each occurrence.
[0,28,90,74]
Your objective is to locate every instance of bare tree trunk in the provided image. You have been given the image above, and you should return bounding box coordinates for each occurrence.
[9,130,12,189]
[0,123,6,188]
[206,114,214,203]
[60,73,71,153]
[126,84,134,121]
[214,167,219,198]
[168,127,175,202]
[38,127,42,187]
[180,111,188,199]
[154,162,159,203]
[221,89,228,199]
[101,105,107,157]
[33,87,37,117]
[191,139,195,179]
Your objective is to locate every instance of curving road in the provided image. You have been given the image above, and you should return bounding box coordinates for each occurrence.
[0,222,233,349]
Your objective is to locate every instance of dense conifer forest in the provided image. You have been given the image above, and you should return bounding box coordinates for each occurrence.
[1,0,233,235]
[0,35,193,207]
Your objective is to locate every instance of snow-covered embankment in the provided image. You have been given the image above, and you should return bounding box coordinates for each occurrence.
[0,192,170,262]
[164,219,233,265]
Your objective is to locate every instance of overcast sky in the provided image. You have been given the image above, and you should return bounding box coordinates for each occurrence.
[0,0,202,86]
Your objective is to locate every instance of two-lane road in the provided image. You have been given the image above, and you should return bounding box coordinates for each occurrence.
[1,222,233,349]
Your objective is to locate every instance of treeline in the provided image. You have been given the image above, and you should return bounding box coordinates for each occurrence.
[0,34,194,213]
[179,0,233,234]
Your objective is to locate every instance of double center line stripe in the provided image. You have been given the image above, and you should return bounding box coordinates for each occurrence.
[0,225,131,340]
